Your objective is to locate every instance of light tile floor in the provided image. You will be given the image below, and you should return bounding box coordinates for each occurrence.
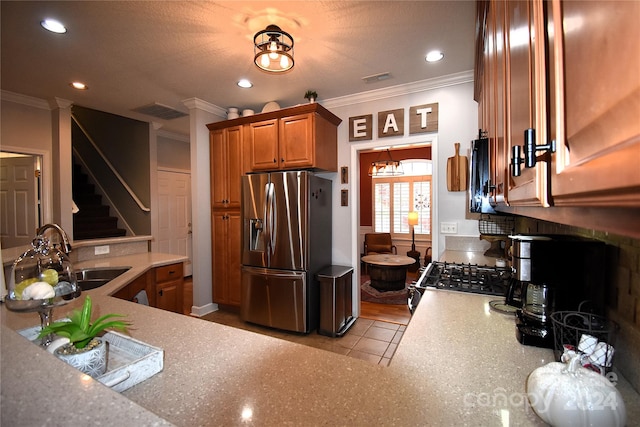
[200,310,406,366]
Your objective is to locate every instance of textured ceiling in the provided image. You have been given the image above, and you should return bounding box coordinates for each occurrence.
[1,1,476,135]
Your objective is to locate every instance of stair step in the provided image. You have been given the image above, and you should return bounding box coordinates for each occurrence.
[73,216,119,227]
[74,206,111,218]
[74,193,103,206]
[72,182,95,196]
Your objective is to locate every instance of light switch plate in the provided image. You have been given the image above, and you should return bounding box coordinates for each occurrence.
[440,222,458,234]
[94,245,110,255]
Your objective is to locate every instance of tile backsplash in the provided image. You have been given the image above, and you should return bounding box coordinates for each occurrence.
[516,217,640,393]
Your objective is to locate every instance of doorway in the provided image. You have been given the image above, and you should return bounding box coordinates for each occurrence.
[0,151,43,249]
[354,141,438,324]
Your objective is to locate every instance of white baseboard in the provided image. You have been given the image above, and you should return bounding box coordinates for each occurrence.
[190,302,218,317]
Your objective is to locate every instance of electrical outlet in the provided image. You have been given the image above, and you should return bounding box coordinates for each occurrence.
[94,245,110,255]
[440,222,458,234]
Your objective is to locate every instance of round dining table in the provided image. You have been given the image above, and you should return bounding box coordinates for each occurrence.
[361,254,415,291]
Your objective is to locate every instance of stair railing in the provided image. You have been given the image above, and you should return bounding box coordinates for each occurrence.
[71,114,150,212]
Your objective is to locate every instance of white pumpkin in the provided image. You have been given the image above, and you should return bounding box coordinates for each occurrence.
[527,356,626,427]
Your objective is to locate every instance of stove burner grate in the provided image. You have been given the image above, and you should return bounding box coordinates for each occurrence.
[416,261,511,297]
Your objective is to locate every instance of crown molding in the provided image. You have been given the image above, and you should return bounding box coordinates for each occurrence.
[322,70,474,109]
[1,90,51,110]
[181,97,226,118]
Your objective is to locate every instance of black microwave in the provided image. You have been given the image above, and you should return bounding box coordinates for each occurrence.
[469,137,496,213]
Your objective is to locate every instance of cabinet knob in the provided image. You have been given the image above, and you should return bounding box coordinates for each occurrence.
[281,158,285,163]
[159,289,164,297]
[273,158,277,163]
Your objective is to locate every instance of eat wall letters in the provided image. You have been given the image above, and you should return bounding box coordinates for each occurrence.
[348,102,438,141]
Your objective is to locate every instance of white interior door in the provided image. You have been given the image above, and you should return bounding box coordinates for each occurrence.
[0,155,38,248]
[157,170,192,276]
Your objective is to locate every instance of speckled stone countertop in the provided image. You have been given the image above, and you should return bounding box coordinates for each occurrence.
[2,252,639,426]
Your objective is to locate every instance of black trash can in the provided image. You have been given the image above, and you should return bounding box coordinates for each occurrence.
[316,265,356,337]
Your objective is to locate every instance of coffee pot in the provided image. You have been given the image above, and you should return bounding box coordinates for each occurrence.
[520,282,555,324]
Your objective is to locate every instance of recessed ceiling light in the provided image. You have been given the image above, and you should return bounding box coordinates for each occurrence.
[425,50,444,62]
[237,79,253,88]
[41,18,67,34]
[70,82,88,90]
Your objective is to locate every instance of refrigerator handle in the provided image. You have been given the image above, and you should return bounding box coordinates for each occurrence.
[270,183,278,251]
[264,182,274,257]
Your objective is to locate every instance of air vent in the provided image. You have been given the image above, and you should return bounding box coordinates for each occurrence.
[132,103,188,120]
[362,72,391,84]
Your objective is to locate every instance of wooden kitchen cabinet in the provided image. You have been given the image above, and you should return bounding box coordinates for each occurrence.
[546,0,640,207]
[247,118,279,171]
[245,104,340,172]
[211,211,241,307]
[477,0,639,209]
[478,0,550,207]
[112,263,183,314]
[210,125,243,209]
[155,263,184,314]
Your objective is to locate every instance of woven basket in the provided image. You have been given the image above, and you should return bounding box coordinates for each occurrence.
[478,214,515,236]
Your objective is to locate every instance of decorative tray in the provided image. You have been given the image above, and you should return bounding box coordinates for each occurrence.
[18,325,164,392]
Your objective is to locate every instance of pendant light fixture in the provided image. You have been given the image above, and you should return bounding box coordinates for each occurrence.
[254,25,294,73]
[368,149,404,177]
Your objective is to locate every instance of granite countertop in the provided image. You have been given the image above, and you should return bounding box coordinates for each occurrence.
[2,252,638,426]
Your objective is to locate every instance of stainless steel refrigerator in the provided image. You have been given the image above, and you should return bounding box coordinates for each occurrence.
[240,171,332,333]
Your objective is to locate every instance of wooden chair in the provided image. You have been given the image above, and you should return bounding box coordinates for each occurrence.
[364,233,397,256]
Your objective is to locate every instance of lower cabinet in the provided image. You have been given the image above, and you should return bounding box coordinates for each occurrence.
[154,263,184,314]
[112,262,184,314]
[212,210,242,307]
[111,272,152,303]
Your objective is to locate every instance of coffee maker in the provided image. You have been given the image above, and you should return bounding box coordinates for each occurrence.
[507,235,605,348]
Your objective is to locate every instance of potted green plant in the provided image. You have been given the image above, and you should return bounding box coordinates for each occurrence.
[304,90,318,103]
[38,295,130,377]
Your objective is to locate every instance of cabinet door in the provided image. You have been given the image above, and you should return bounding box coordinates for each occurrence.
[156,279,183,313]
[227,211,242,306]
[225,126,243,209]
[479,0,508,206]
[279,113,314,169]
[504,0,550,207]
[210,129,227,209]
[211,211,242,306]
[548,0,640,206]
[492,0,508,204]
[210,126,243,209]
[248,119,279,171]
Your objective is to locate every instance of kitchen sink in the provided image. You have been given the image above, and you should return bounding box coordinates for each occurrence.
[75,267,131,291]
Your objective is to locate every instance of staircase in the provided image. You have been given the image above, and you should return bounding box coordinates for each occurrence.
[72,159,127,240]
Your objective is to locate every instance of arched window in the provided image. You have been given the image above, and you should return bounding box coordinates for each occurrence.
[372,159,432,239]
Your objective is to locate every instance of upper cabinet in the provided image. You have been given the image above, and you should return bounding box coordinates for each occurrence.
[546,0,640,207]
[210,125,243,210]
[476,0,640,210]
[208,103,342,174]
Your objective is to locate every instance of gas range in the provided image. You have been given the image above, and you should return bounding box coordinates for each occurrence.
[409,261,512,313]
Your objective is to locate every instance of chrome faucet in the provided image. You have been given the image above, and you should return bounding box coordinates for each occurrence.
[36,223,72,254]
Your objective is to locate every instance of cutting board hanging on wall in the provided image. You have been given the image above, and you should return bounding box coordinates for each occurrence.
[447,142,468,192]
